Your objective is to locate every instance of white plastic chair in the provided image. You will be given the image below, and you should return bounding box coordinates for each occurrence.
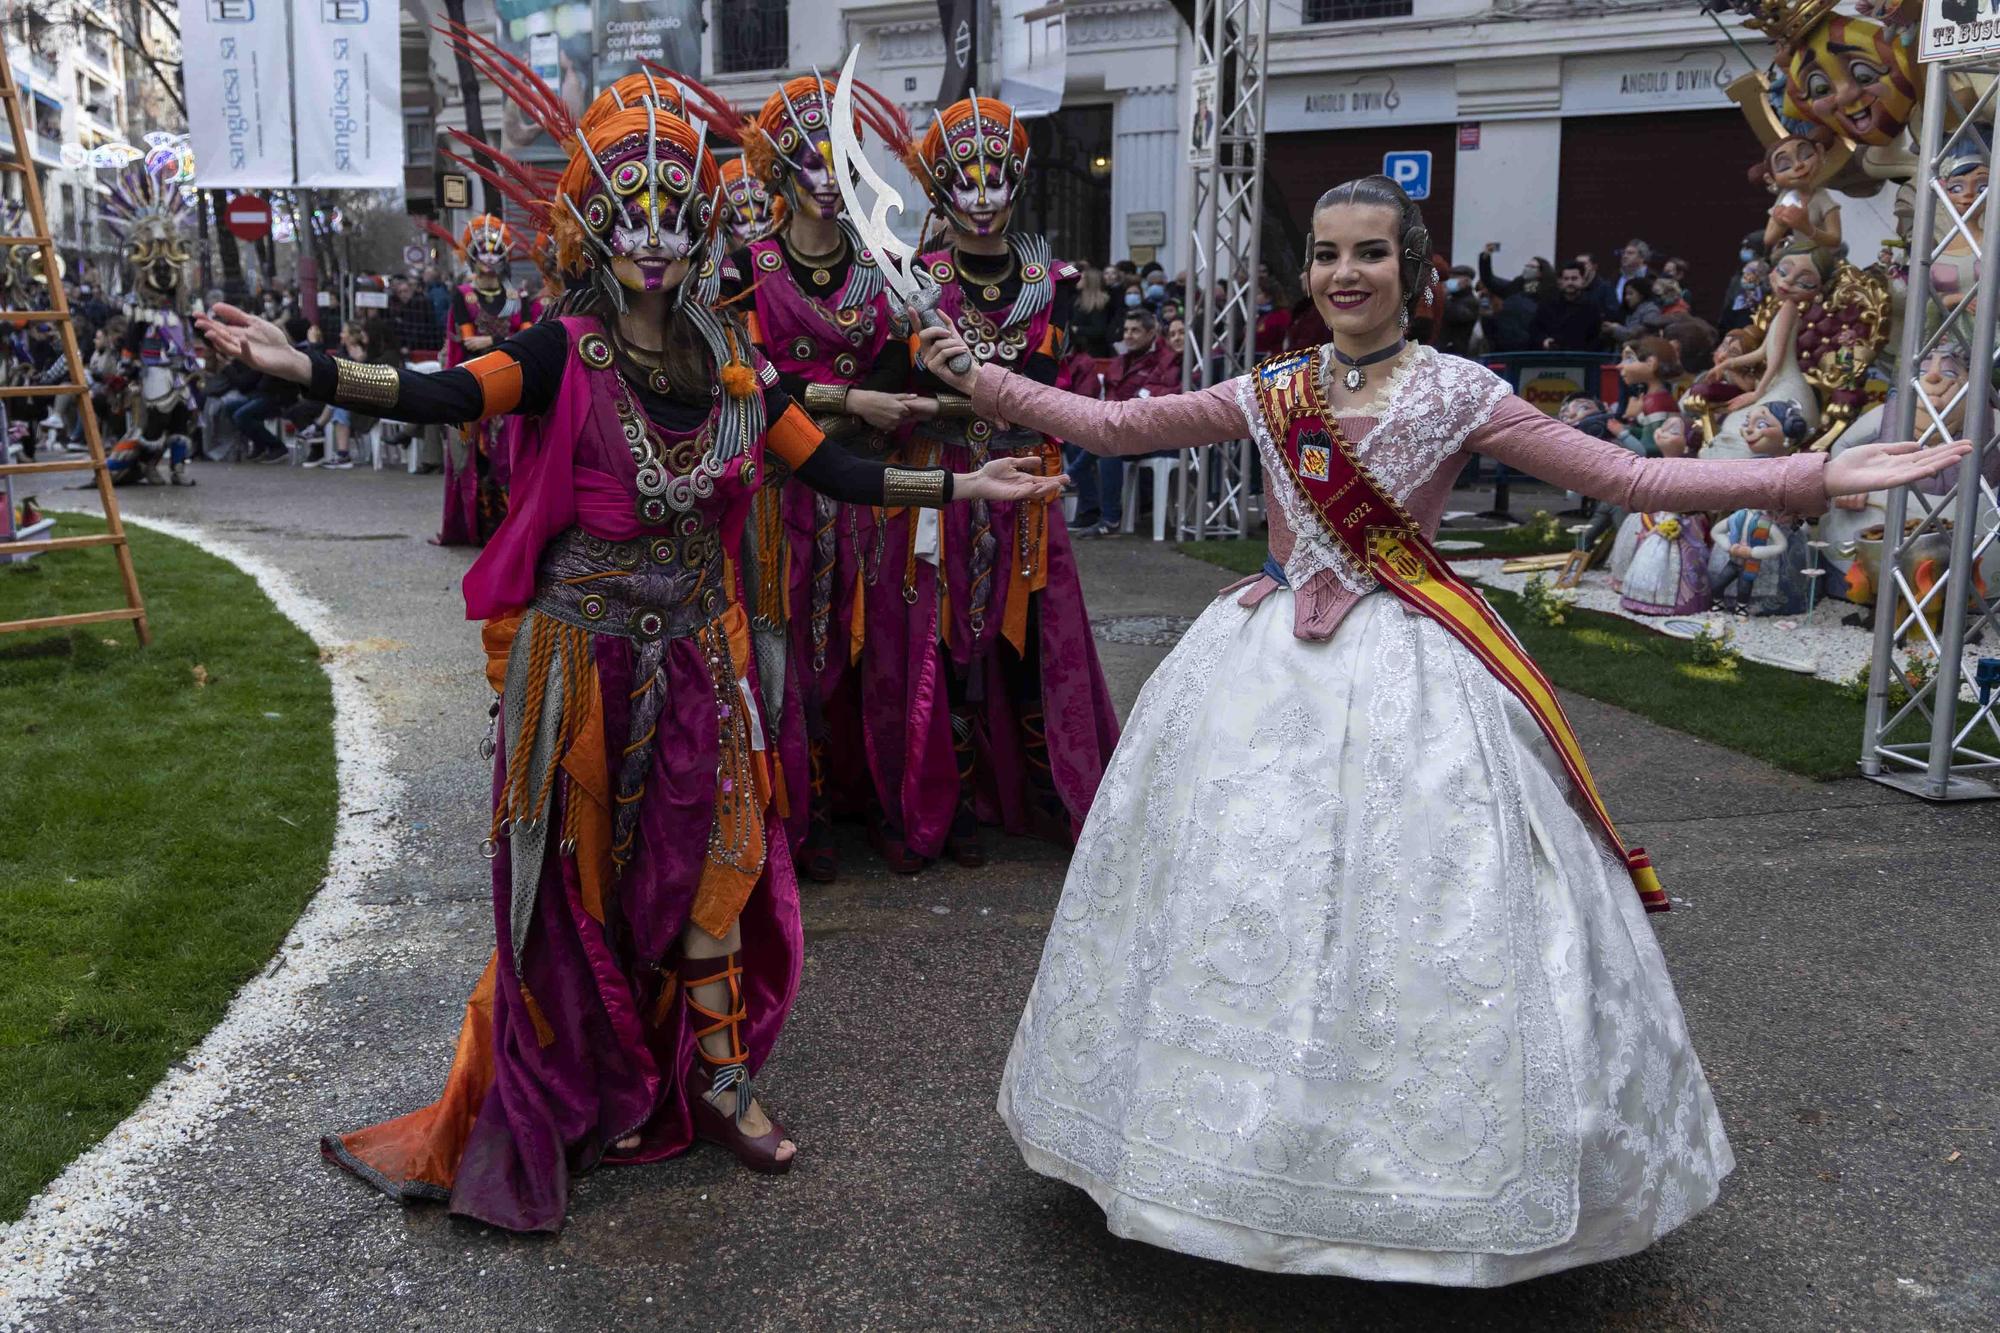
[1118,456,1180,541]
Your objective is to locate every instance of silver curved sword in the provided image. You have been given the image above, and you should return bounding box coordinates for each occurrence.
[829,47,973,377]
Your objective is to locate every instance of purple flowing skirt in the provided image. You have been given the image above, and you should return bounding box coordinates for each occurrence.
[860,458,1120,858]
[323,629,803,1233]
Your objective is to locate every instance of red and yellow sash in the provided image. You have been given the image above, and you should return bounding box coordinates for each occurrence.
[1253,352,1668,913]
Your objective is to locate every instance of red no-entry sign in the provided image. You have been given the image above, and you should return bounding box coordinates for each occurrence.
[224,194,272,243]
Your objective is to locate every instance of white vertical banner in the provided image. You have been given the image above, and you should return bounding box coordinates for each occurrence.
[999,0,1067,118]
[292,0,405,188]
[181,0,296,187]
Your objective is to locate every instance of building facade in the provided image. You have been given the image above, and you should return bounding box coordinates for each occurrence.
[3,1,142,286]
[408,1,1883,320]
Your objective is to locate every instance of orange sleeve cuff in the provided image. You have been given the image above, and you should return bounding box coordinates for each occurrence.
[1037,323,1060,357]
[766,402,824,472]
[464,350,523,419]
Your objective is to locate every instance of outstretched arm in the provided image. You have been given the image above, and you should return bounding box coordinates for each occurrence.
[1472,395,1969,515]
[915,323,1247,455]
[196,302,561,425]
[763,399,1066,507]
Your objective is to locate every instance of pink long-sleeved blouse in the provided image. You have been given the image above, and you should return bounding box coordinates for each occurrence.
[972,347,1831,639]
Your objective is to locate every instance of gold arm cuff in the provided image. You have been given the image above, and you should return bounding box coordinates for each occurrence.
[883,466,949,510]
[334,358,401,412]
[802,382,851,413]
[934,393,975,419]
[811,411,862,440]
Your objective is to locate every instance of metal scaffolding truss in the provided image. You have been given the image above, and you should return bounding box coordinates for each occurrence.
[1177,0,1268,541]
[1860,57,2000,800]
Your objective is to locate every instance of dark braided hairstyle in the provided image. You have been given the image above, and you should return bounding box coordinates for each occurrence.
[1303,174,1435,320]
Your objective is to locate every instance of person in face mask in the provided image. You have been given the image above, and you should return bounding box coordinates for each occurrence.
[1439,264,1481,356]
[1716,231,1768,330]
[1254,276,1292,347]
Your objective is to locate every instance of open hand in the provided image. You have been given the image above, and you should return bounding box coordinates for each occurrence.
[1824,438,1973,500]
[956,455,1068,504]
[193,303,312,385]
[914,321,979,394]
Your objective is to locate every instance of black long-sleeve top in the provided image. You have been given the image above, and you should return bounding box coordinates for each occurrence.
[286,319,949,506]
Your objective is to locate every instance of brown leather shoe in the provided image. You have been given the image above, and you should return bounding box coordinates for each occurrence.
[868,814,928,874]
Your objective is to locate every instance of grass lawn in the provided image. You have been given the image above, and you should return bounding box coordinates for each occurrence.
[1182,515,1574,580]
[1177,541,1895,780]
[0,515,336,1220]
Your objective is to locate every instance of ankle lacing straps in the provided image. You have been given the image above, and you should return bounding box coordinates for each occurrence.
[682,953,755,1130]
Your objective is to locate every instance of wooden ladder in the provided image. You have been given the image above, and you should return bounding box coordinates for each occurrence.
[0,32,150,644]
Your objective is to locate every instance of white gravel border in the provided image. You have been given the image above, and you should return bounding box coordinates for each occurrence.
[0,513,402,1330]
[1461,556,1991,697]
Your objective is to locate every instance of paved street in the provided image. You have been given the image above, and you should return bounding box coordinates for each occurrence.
[13,460,1999,1331]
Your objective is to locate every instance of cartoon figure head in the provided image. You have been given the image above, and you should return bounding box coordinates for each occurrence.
[1780,14,1919,148]
[1619,335,1682,385]
[1654,412,1694,458]
[1916,337,1971,427]
[1939,131,1991,226]
[1557,395,1605,427]
[1762,135,1827,194]
[1769,245,1828,303]
[1743,397,1811,455]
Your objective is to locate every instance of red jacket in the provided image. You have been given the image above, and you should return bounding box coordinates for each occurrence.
[1104,339,1182,402]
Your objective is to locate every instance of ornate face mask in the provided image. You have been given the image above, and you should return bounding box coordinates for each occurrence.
[463,216,512,278]
[924,97,1028,237]
[766,84,843,222]
[129,230,187,299]
[720,164,777,245]
[102,166,191,303]
[565,118,717,295]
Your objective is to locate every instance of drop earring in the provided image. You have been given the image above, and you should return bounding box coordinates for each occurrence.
[1398,305,1410,331]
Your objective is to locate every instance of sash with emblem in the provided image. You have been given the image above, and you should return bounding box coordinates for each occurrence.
[1253,351,1669,914]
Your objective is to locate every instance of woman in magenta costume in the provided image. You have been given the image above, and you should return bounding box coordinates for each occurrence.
[435,213,541,546]
[198,59,1058,1234]
[912,174,1962,1281]
[870,94,1121,871]
[689,72,926,881]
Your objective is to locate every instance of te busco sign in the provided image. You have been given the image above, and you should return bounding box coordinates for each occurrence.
[1922,0,2000,60]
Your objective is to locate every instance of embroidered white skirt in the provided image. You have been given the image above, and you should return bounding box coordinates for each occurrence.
[999,589,1734,1285]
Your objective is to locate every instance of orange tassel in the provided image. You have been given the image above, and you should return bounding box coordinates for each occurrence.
[721,361,757,399]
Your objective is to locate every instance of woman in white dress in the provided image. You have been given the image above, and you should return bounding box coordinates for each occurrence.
[913,175,1964,1285]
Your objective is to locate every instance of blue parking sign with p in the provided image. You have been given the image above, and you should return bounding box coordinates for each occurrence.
[1384,151,1431,201]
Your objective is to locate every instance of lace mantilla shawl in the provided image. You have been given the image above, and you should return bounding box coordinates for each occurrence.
[1234,345,1511,596]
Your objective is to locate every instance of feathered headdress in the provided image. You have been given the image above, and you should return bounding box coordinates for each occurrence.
[103,164,193,295]
[435,24,766,454]
[102,164,195,246]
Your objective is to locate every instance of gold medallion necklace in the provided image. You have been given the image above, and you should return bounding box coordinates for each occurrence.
[783,232,846,290]
[955,248,1014,303]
